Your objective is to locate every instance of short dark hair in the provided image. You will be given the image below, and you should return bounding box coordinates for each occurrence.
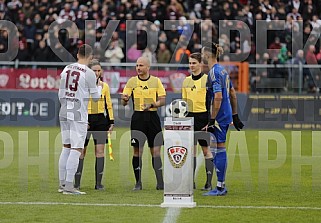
[203,42,224,59]
[89,59,101,68]
[78,44,93,58]
[189,52,202,63]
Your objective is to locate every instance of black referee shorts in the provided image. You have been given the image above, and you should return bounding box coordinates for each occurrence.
[130,111,163,148]
[187,112,210,147]
[84,113,110,147]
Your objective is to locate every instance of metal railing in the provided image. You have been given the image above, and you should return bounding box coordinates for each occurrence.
[249,63,321,94]
[1,60,320,94]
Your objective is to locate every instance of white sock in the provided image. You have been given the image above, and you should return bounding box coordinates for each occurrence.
[58,147,70,185]
[65,150,81,185]
[217,181,225,188]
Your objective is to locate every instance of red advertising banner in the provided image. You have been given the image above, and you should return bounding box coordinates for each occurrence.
[0,68,62,91]
[0,68,189,93]
[0,63,249,93]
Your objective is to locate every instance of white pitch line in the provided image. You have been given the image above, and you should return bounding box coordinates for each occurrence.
[0,202,321,211]
[162,207,181,223]
[0,201,159,207]
[162,152,204,223]
[197,205,321,210]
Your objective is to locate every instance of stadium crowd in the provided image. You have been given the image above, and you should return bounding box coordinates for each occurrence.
[0,0,321,92]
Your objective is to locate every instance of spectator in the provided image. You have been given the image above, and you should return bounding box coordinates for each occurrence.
[310,15,321,35]
[287,7,301,20]
[167,0,185,18]
[305,44,321,92]
[290,49,308,91]
[58,3,76,23]
[288,0,304,15]
[23,18,36,42]
[142,47,156,63]
[157,43,171,64]
[190,32,202,53]
[76,4,88,38]
[302,0,316,21]
[16,40,31,61]
[158,31,168,45]
[111,31,124,50]
[33,40,49,62]
[127,43,142,62]
[33,14,44,33]
[7,0,22,21]
[21,0,33,18]
[104,40,124,64]
[189,3,202,23]
[174,42,191,64]
[278,45,288,64]
[306,44,317,65]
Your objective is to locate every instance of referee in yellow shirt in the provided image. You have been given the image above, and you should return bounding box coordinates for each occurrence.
[74,59,114,190]
[121,57,166,190]
[182,53,214,191]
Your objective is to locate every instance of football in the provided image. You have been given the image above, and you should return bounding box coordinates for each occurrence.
[169,99,188,118]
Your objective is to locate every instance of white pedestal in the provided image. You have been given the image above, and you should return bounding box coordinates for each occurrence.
[161,117,196,208]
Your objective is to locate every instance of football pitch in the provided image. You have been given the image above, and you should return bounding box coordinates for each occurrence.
[0,126,321,222]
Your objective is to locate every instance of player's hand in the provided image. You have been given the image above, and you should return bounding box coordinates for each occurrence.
[121,93,129,102]
[203,118,215,133]
[108,124,114,134]
[97,80,103,87]
[142,103,154,111]
[232,114,244,131]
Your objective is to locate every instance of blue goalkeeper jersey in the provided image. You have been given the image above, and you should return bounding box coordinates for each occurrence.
[207,63,233,125]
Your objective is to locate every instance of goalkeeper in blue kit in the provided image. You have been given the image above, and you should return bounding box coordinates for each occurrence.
[201,42,244,196]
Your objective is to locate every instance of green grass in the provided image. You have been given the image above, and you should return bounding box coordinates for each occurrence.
[1,127,321,222]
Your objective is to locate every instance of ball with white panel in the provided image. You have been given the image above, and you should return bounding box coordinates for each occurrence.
[168,99,189,118]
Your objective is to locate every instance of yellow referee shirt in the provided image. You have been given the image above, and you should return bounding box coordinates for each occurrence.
[182,73,208,113]
[87,82,114,121]
[122,75,166,111]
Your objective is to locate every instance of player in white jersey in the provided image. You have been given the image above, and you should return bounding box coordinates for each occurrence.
[58,44,103,195]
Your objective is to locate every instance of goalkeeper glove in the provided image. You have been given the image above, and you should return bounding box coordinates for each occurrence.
[207,118,216,133]
[232,114,244,131]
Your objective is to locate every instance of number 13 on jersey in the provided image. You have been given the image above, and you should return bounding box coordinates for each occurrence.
[65,70,80,91]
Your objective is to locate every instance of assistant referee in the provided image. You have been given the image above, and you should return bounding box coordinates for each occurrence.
[74,59,114,190]
[182,52,214,191]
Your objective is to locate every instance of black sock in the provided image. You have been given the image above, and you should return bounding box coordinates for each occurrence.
[95,157,104,186]
[205,158,214,186]
[132,156,142,183]
[152,157,164,186]
[74,158,84,187]
[193,157,196,182]
[217,187,223,191]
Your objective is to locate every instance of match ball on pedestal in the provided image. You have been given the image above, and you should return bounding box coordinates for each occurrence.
[169,99,188,118]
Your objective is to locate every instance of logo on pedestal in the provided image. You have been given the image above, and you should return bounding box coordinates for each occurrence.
[167,146,188,168]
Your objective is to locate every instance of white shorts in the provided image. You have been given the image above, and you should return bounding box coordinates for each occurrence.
[60,120,87,149]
